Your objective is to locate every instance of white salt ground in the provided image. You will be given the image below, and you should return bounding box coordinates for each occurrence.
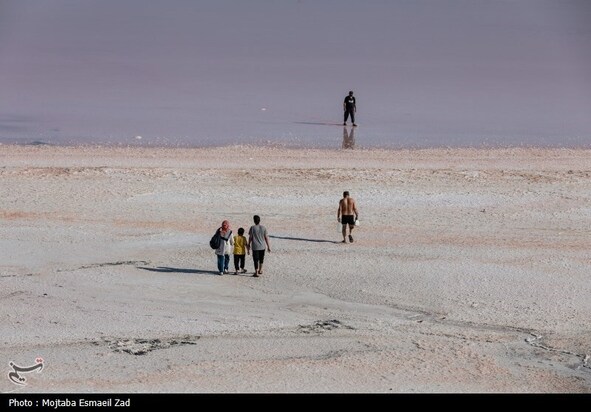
[1,145,590,393]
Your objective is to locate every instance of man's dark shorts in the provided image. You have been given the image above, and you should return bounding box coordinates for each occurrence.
[341,215,355,225]
[253,249,265,263]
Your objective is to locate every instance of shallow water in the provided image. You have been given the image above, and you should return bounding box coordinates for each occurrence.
[1,120,588,150]
[1,0,589,149]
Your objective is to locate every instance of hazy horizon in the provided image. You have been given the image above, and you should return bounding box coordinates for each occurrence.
[1,0,590,148]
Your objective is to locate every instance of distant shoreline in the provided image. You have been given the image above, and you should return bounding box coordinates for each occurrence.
[2,144,589,175]
[1,139,590,151]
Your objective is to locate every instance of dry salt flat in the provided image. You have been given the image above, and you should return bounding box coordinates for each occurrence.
[0,145,590,393]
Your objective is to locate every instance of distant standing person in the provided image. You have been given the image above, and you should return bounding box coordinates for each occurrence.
[215,220,233,275]
[337,191,359,243]
[343,91,357,126]
[248,215,271,277]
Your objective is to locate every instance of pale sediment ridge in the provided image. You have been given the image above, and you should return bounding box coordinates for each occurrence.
[1,145,590,392]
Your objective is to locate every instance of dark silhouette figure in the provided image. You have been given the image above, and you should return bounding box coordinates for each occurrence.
[343,91,357,126]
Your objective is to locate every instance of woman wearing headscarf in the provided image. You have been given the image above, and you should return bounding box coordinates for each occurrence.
[215,220,233,275]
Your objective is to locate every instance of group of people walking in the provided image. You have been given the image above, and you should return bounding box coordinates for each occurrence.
[214,215,271,277]
[212,192,359,277]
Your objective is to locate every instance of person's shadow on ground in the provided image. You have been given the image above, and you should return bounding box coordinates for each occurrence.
[270,235,341,244]
[138,236,341,276]
[138,266,220,276]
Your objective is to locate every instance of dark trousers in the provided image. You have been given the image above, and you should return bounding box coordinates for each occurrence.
[252,250,265,271]
[234,254,245,271]
[344,108,355,123]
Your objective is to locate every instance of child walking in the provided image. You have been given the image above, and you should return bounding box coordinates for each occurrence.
[233,228,249,275]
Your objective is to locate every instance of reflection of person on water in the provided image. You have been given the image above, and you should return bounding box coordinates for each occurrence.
[342,126,355,149]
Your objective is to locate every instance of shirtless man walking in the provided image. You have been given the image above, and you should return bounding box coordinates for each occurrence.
[337,191,359,243]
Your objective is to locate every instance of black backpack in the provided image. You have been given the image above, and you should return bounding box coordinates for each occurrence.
[209,229,231,249]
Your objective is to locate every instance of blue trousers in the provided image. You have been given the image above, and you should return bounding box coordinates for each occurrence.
[217,254,230,273]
